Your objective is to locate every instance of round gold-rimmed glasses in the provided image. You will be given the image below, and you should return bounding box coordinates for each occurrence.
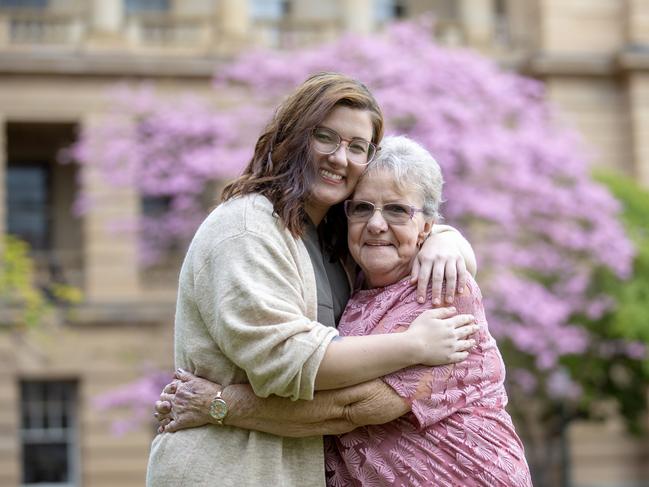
[312,126,379,165]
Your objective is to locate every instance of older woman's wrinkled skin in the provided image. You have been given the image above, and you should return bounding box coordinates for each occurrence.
[156,369,411,437]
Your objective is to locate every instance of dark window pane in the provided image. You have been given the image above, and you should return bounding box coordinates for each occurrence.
[0,0,48,8]
[21,407,30,429]
[22,442,69,483]
[394,2,406,18]
[251,0,285,20]
[142,195,172,218]
[125,0,169,13]
[20,380,77,484]
[7,165,49,250]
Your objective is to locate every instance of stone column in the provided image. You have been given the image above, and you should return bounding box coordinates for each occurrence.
[0,363,20,486]
[626,1,649,188]
[219,0,250,41]
[629,74,649,188]
[0,12,9,48]
[503,0,538,50]
[0,114,6,239]
[340,0,373,35]
[90,0,123,34]
[459,0,495,47]
[80,115,140,303]
[627,0,649,45]
[0,112,18,478]
[87,0,126,49]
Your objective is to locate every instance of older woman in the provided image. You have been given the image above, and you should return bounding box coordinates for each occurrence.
[146,74,478,487]
[156,136,532,486]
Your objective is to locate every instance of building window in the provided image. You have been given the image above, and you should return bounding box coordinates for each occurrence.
[20,380,78,486]
[494,0,510,45]
[141,194,172,218]
[250,0,290,20]
[125,0,170,13]
[375,0,406,24]
[0,0,48,8]
[7,164,50,251]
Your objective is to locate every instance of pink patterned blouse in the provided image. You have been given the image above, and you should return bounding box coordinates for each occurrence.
[324,276,532,487]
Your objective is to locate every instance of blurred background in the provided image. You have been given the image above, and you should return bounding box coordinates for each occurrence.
[1,1,648,486]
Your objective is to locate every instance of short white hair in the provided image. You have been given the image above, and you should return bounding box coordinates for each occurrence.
[365,135,443,220]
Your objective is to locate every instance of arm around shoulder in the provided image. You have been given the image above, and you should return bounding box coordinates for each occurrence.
[223,379,409,437]
[430,224,477,276]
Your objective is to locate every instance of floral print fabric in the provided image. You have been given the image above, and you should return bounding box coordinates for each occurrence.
[325,276,532,487]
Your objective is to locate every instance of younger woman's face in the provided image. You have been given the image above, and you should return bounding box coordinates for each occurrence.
[305,106,374,224]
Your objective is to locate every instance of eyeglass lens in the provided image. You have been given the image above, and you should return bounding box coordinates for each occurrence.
[345,201,413,223]
[312,127,375,164]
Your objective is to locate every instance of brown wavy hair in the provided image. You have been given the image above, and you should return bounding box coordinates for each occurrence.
[222,72,384,252]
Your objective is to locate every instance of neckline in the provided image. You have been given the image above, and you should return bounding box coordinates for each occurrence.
[355,275,414,297]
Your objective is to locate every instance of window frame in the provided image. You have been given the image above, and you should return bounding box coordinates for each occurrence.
[0,0,48,9]
[7,162,52,251]
[124,0,170,14]
[19,380,79,487]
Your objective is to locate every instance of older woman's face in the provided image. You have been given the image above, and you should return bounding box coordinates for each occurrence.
[347,170,433,289]
[305,106,373,225]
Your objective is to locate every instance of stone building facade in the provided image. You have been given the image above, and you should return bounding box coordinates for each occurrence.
[0,1,647,486]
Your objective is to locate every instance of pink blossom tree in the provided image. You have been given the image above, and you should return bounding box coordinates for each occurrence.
[71,22,643,484]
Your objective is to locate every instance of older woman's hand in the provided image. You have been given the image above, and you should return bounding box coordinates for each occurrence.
[153,381,175,432]
[154,369,222,433]
[411,226,477,306]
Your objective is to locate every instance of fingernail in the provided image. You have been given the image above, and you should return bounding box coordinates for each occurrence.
[446,296,453,303]
[418,296,425,304]
[458,287,464,294]
[433,298,440,305]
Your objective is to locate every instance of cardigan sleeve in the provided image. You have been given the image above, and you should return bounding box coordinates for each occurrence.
[194,229,339,401]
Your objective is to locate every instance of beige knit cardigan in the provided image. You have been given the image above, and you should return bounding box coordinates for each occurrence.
[147,194,339,487]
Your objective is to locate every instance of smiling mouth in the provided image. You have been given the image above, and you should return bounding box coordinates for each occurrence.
[365,241,392,247]
[319,169,344,182]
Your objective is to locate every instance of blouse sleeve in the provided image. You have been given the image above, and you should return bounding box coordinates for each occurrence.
[194,229,339,401]
[382,278,508,430]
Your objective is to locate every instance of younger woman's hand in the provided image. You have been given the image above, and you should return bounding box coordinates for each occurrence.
[411,228,476,306]
[405,307,478,366]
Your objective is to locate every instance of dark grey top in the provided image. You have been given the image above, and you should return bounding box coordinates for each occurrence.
[303,222,351,328]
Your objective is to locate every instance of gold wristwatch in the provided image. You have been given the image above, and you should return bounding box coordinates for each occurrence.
[208,390,228,425]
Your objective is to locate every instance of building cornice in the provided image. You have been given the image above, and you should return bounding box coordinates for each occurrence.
[523,53,617,77]
[2,45,648,81]
[617,47,649,72]
[0,50,224,78]
[519,47,649,77]
[0,301,175,327]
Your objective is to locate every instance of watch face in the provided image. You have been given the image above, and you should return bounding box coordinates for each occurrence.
[210,398,228,420]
